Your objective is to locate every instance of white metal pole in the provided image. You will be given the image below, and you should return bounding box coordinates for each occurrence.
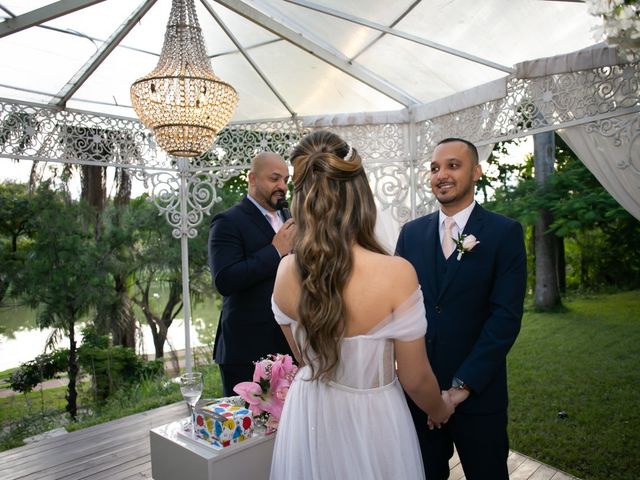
[178,158,193,375]
[409,111,417,219]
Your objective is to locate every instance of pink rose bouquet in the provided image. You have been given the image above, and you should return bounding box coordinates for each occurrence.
[233,353,298,432]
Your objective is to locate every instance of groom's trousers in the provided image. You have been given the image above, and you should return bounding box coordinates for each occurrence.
[413,408,509,480]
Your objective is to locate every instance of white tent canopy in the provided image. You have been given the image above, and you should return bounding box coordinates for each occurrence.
[1,0,638,371]
[0,0,600,120]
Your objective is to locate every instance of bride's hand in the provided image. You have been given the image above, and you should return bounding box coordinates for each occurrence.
[427,391,455,429]
[442,390,456,416]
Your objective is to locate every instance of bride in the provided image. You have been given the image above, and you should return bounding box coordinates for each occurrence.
[269,130,454,479]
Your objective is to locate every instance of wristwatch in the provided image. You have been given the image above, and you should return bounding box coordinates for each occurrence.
[452,377,470,392]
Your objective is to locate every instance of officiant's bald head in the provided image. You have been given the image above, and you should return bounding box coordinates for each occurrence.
[248,152,289,211]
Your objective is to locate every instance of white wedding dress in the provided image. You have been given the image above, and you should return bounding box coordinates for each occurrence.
[269,288,427,480]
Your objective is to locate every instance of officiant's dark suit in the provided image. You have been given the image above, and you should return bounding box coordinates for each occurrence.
[209,152,295,396]
[396,138,527,480]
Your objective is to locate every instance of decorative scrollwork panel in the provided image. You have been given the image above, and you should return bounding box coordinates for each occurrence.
[0,100,165,169]
[419,61,639,159]
[585,114,640,176]
[321,123,407,162]
[147,164,240,239]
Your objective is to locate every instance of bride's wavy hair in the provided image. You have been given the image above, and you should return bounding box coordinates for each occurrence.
[290,130,386,381]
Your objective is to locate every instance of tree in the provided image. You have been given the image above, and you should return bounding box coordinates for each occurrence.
[13,184,110,419]
[0,182,33,304]
[542,137,640,290]
[122,196,211,360]
[486,134,640,293]
[533,131,561,310]
[58,126,138,348]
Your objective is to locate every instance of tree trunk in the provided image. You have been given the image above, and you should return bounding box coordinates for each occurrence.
[110,275,136,349]
[153,328,167,360]
[533,132,561,310]
[81,164,106,238]
[112,167,136,347]
[66,321,78,420]
[134,294,168,360]
[114,168,131,207]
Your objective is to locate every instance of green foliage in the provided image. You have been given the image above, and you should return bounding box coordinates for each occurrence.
[78,326,164,403]
[509,290,640,480]
[0,182,33,304]
[8,182,113,419]
[0,384,69,451]
[477,138,533,203]
[486,136,640,291]
[14,183,110,323]
[113,195,213,358]
[8,350,68,394]
[7,326,164,402]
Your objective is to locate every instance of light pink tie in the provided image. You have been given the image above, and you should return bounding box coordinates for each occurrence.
[266,211,282,232]
[442,217,456,259]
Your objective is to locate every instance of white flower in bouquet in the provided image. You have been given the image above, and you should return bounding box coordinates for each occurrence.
[587,0,640,61]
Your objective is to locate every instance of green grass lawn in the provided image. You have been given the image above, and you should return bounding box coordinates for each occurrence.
[508,290,640,480]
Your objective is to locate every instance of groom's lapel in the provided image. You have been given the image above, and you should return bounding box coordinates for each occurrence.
[436,204,486,302]
[422,214,439,302]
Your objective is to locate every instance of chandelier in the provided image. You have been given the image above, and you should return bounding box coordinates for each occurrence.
[130,0,238,157]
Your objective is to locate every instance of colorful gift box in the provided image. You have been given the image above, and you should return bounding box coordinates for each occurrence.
[194,400,254,448]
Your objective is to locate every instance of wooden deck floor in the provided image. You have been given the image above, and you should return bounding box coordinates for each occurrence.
[0,402,579,480]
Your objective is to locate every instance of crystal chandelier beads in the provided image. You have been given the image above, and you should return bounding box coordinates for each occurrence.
[131,0,238,157]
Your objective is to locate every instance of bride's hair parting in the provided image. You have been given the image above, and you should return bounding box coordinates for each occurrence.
[289,130,386,381]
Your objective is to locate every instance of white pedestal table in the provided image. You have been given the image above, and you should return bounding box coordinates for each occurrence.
[150,419,275,480]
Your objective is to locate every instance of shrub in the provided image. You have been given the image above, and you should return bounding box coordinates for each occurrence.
[9,350,68,394]
[78,326,164,403]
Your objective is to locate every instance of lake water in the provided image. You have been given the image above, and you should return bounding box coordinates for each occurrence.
[0,295,220,371]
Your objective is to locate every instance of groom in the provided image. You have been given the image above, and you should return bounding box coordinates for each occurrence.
[396,138,527,479]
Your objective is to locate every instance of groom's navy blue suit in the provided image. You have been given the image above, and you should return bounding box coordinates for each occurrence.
[396,203,526,479]
[209,196,292,395]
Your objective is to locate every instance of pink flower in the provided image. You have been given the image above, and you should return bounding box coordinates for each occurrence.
[234,353,297,431]
[275,384,289,401]
[233,382,266,416]
[270,355,287,383]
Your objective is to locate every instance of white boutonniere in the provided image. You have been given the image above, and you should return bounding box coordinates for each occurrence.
[453,233,479,261]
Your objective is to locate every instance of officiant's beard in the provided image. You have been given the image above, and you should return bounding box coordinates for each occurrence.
[267,190,286,210]
[254,187,285,211]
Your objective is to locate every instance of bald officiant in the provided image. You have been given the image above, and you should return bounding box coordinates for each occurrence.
[208,152,296,395]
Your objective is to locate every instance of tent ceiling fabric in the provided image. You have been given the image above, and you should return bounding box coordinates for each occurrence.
[0,0,600,122]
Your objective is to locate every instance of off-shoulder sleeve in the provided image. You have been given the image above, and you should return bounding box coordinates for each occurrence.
[271,296,295,326]
[370,288,427,341]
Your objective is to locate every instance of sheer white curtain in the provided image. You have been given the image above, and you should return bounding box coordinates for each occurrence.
[558,113,640,221]
[374,202,398,254]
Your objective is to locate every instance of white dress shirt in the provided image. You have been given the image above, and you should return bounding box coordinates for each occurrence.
[438,200,476,247]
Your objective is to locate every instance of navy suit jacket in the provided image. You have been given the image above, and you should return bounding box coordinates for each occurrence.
[208,196,292,365]
[396,204,526,414]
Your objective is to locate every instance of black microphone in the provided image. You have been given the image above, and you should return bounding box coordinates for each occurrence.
[276,198,292,222]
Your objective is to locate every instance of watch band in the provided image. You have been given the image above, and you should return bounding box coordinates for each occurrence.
[452,377,470,391]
